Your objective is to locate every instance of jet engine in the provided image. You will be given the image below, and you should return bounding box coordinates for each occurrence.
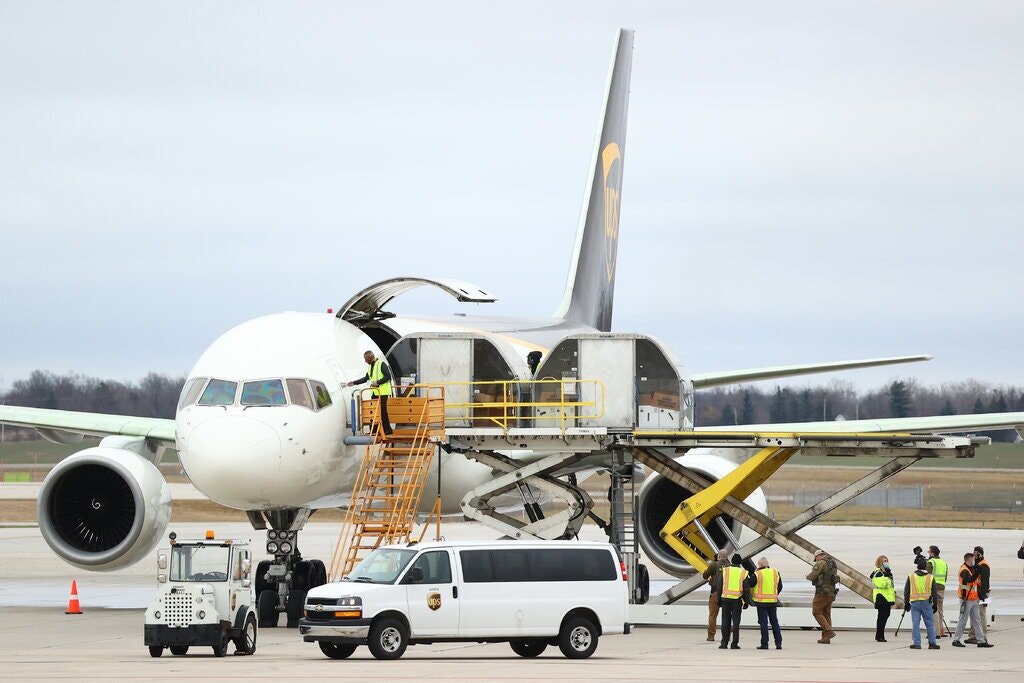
[636,449,767,578]
[37,447,171,571]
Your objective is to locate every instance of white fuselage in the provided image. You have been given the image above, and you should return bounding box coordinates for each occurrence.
[174,311,537,512]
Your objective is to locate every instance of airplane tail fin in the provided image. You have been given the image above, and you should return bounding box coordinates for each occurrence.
[554,29,633,332]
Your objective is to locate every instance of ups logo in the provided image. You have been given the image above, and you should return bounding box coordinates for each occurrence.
[427,592,442,611]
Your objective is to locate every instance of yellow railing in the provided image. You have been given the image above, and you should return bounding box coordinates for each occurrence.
[406,379,605,432]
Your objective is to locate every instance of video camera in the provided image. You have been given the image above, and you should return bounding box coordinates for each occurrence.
[913,546,926,565]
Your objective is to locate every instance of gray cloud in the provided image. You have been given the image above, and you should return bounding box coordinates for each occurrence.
[1,1,1022,390]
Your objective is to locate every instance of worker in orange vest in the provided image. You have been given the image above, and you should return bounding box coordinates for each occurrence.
[952,551,992,647]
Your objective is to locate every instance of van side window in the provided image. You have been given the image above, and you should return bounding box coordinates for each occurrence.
[459,550,494,583]
[407,551,452,584]
[528,549,616,582]
[491,549,529,582]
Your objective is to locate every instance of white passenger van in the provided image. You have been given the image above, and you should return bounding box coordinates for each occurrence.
[299,540,629,660]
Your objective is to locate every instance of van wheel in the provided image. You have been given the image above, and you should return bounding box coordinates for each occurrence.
[558,617,599,659]
[234,613,257,655]
[148,646,164,657]
[367,618,408,660]
[169,645,189,655]
[510,639,548,657]
[257,590,279,628]
[319,641,358,659]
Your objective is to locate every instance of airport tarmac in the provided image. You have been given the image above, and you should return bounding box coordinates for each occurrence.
[1,518,1023,680]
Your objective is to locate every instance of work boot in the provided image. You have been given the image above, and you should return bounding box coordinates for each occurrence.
[817,638,831,644]
[965,637,977,644]
[952,641,966,647]
[757,645,768,650]
[929,643,940,649]
[706,636,715,642]
[825,630,837,639]
[909,644,921,649]
[977,642,994,648]
[775,644,782,650]
[730,643,740,649]
[719,643,727,649]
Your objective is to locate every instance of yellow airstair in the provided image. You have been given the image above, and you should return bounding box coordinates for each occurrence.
[328,387,445,582]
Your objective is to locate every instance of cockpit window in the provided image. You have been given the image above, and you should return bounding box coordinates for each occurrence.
[198,379,238,406]
[287,379,314,410]
[177,377,207,410]
[310,380,332,410]
[241,379,287,406]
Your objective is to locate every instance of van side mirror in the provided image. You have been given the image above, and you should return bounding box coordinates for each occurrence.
[242,559,251,576]
[241,579,251,589]
[157,552,167,571]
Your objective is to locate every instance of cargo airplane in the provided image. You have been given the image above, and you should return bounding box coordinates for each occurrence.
[3,29,1022,627]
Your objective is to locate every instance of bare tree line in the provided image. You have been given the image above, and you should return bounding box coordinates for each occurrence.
[698,378,1024,441]
[2,371,1022,442]
[1,370,186,441]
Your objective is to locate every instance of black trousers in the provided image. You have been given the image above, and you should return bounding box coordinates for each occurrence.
[376,396,393,435]
[720,598,742,645]
[875,596,892,639]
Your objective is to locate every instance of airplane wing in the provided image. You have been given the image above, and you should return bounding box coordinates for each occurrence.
[699,412,1024,435]
[691,354,932,389]
[0,405,176,446]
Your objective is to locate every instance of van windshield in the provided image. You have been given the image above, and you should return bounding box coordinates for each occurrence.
[344,548,416,584]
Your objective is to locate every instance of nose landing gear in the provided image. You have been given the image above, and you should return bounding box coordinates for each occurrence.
[247,508,328,628]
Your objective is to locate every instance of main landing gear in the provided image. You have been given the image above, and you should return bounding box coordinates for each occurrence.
[247,508,328,628]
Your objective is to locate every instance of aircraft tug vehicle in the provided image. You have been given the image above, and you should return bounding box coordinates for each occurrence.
[144,531,258,657]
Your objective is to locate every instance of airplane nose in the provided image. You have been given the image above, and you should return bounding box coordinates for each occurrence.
[181,415,282,506]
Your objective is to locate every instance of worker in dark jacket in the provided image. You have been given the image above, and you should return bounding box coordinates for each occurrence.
[869,555,896,642]
[702,550,730,642]
[904,557,940,649]
[712,553,752,649]
[807,549,839,644]
[1019,539,1024,622]
[967,545,991,643]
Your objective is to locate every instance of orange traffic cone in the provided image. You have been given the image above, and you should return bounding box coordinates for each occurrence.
[65,580,82,614]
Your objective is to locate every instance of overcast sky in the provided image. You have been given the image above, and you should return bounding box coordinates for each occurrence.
[1,1,1022,392]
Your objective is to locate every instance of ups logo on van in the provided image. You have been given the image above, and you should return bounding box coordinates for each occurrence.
[427,592,442,611]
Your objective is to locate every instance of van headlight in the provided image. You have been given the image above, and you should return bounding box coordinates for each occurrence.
[339,596,362,606]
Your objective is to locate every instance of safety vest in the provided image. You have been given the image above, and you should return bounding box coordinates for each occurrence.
[720,566,744,599]
[958,564,979,600]
[870,569,896,604]
[909,572,933,602]
[927,557,948,586]
[752,567,779,603]
[367,360,391,397]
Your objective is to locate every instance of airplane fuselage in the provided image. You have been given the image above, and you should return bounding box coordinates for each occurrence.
[174,310,590,512]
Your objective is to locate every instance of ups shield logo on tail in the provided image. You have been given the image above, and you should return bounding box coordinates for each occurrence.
[601,142,622,283]
[427,592,442,611]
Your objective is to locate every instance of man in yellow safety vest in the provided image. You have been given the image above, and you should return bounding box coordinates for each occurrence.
[712,553,751,649]
[926,545,949,637]
[745,557,783,650]
[347,350,394,436]
[904,557,940,649]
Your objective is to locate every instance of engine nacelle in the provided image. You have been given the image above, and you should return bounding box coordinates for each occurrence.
[37,447,171,571]
[636,449,767,578]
